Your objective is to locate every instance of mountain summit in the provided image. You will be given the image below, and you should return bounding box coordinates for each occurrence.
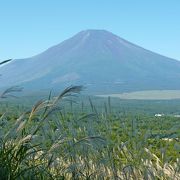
[1,30,180,93]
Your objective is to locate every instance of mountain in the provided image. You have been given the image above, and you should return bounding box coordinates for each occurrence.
[1,29,180,94]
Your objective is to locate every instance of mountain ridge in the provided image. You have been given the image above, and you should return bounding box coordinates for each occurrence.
[1,29,180,94]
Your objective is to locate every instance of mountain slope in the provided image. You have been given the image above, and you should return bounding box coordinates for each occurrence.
[1,30,180,93]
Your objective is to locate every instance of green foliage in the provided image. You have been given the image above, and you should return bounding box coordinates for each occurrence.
[0,87,179,179]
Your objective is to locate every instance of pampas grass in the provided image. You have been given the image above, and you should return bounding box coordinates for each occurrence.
[0,86,179,179]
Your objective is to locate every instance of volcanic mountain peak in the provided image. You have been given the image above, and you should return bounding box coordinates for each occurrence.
[0,30,180,93]
[74,29,130,44]
[45,29,130,53]
[76,29,117,38]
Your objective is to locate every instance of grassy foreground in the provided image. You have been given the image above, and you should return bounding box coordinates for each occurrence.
[0,86,179,179]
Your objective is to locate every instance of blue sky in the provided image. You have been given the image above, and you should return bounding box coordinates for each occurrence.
[0,0,180,60]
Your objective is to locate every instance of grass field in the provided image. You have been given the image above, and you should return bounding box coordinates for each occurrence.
[0,86,179,179]
[98,90,180,100]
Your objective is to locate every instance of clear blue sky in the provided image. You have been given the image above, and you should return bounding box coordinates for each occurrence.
[0,0,180,60]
